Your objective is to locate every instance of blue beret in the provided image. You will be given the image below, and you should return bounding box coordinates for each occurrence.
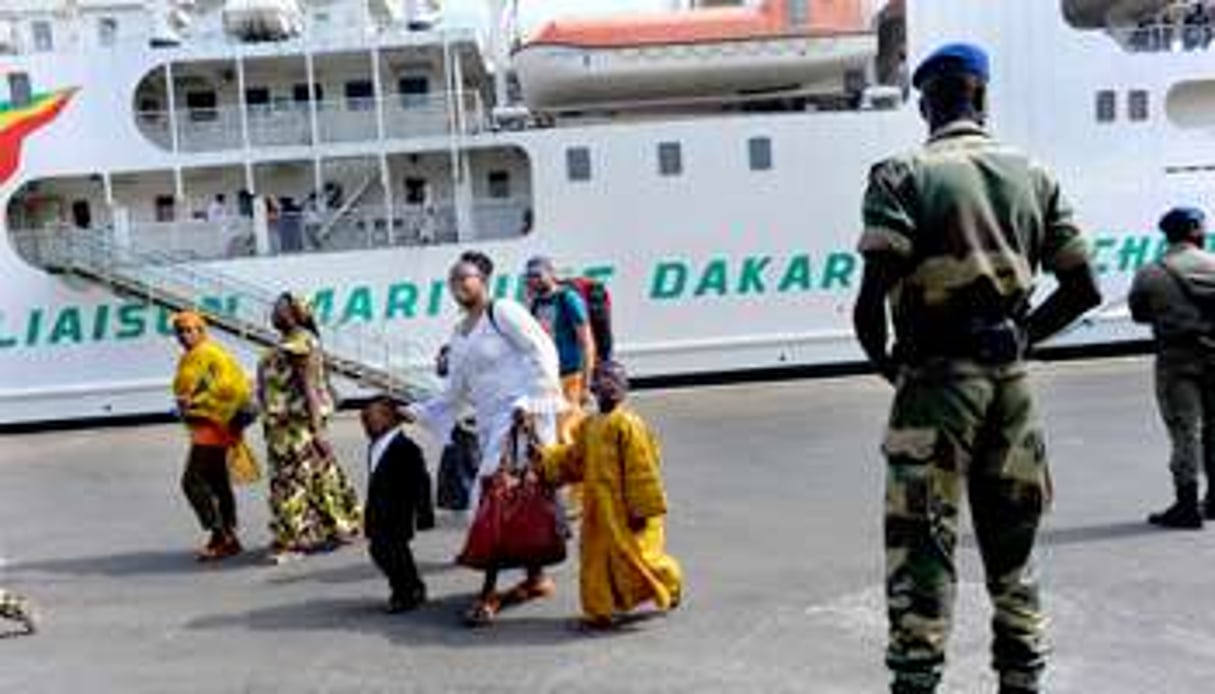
[1159,207,1206,234]
[912,42,990,89]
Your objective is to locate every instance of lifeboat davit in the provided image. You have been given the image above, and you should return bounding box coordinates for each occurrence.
[222,0,305,43]
[514,0,879,111]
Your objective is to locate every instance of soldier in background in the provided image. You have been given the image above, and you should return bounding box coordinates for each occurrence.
[0,588,37,636]
[853,43,1102,693]
[1130,207,1215,529]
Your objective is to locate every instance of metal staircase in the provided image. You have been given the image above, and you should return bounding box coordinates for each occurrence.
[314,172,378,249]
[15,227,438,403]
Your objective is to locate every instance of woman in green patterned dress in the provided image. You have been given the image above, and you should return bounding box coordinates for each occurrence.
[258,293,362,564]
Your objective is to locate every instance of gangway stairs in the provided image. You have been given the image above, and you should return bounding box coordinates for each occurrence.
[16,228,438,403]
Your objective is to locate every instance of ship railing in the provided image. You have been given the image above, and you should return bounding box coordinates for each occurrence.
[127,218,257,259]
[10,198,528,264]
[311,200,531,251]
[11,226,438,401]
[135,92,485,153]
[178,22,478,53]
[1111,21,1215,53]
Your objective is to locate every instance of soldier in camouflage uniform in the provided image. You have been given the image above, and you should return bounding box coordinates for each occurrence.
[1129,207,1215,529]
[0,588,37,635]
[852,44,1102,694]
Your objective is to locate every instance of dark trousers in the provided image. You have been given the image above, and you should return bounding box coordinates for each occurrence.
[367,472,424,599]
[368,530,422,600]
[182,444,236,533]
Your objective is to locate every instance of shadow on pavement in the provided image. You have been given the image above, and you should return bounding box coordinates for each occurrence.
[957,521,1163,550]
[7,548,263,578]
[184,591,649,648]
[1035,520,1166,549]
[266,560,458,587]
[1038,521,1171,546]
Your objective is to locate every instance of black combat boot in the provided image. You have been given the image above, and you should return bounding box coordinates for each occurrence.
[1148,483,1204,529]
[1204,488,1215,521]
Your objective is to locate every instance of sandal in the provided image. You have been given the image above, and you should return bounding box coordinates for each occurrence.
[463,595,500,628]
[5,597,39,635]
[195,532,225,562]
[500,576,557,607]
[266,544,305,565]
[211,534,243,561]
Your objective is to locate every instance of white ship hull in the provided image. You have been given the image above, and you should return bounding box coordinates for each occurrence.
[0,0,1204,425]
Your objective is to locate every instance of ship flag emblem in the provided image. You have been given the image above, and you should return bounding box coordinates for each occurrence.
[0,85,77,187]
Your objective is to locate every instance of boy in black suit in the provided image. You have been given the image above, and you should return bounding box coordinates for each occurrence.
[361,397,435,613]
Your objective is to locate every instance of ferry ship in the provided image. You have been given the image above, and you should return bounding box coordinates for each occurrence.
[0,0,1207,426]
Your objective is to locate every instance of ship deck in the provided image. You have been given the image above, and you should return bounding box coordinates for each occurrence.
[1,357,1212,693]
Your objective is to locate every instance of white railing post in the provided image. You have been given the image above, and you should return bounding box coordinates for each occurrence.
[236,53,251,153]
[165,61,181,155]
[253,196,271,256]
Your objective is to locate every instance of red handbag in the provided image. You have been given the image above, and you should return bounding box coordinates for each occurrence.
[457,418,567,571]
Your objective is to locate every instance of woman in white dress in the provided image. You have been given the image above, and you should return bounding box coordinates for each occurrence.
[408,250,566,626]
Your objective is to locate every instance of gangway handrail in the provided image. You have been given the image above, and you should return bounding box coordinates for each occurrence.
[17,227,437,403]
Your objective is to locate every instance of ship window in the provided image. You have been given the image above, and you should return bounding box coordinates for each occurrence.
[566,147,592,182]
[658,142,683,177]
[487,171,511,199]
[98,17,118,46]
[292,82,323,104]
[186,91,218,122]
[8,73,32,108]
[404,177,428,204]
[1129,89,1150,121]
[1095,90,1117,123]
[399,76,430,109]
[748,137,773,171]
[32,20,53,52]
[245,87,271,110]
[154,195,176,222]
[345,80,375,111]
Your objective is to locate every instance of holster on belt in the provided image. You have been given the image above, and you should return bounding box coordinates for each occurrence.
[897,317,1027,366]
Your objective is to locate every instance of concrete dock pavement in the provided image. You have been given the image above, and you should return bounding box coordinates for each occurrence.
[0,357,1213,693]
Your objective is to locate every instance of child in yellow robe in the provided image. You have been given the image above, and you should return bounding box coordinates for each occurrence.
[535,361,682,629]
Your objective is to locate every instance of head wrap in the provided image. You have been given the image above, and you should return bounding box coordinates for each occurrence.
[276,292,319,336]
[171,310,207,333]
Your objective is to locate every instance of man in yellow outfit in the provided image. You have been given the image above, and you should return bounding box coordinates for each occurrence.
[171,311,256,562]
[536,361,682,629]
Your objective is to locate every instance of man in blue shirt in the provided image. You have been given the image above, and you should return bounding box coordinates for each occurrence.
[525,256,597,406]
[526,257,598,519]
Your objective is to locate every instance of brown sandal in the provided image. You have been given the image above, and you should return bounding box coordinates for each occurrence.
[464,595,501,628]
[500,577,557,607]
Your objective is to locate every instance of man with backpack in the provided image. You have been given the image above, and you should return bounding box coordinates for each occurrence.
[1131,207,1215,529]
[525,257,611,520]
[524,256,604,432]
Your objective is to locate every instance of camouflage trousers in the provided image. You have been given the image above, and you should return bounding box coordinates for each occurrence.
[883,363,1051,693]
[1155,348,1215,488]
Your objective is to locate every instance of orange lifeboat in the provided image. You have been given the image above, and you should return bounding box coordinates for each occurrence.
[513,0,879,111]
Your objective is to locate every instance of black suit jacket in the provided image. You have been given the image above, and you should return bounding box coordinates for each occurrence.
[366,431,435,542]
